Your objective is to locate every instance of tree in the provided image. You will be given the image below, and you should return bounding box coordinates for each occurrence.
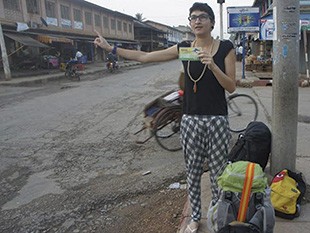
[135,13,146,22]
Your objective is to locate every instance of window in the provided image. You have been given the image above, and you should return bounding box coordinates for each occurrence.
[123,22,127,32]
[129,23,132,33]
[85,12,92,25]
[117,20,121,31]
[73,9,82,21]
[26,0,39,14]
[45,1,56,17]
[3,0,20,11]
[95,14,101,27]
[60,5,70,19]
[103,16,109,29]
[111,19,116,30]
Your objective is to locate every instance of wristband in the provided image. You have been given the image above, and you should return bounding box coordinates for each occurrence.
[112,45,117,55]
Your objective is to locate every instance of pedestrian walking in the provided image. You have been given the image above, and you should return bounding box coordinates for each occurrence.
[94,2,236,233]
[236,44,243,61]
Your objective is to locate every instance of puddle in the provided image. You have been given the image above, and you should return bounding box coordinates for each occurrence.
[2,170,64,210]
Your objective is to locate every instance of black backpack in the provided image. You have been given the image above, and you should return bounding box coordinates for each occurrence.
[228,121,271,170]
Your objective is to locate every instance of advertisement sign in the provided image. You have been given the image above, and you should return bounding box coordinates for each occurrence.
[227,7,260,32]
[260,14,310,40]
[300,20,310,31]
[260,19,275,40]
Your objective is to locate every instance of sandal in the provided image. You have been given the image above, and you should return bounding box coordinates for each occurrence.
[184,221,199,233]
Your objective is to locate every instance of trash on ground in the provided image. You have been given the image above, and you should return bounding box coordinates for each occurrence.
[169,182,181,189]
[142,171,151,176]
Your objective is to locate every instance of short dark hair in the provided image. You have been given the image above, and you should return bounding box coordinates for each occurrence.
[189,2,215,23]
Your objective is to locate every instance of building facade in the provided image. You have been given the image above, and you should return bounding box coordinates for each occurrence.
[144,20,184,47]
[0,0,138,69]
[133,20,166,52]
[243,0,310,74]
[0,0,191,71]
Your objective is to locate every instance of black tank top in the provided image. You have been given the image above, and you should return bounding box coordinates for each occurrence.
[178,40,234,115]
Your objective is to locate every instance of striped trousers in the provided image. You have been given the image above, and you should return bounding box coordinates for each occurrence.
[180,114,231,222]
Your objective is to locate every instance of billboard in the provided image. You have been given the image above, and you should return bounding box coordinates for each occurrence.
[227,7,260,32]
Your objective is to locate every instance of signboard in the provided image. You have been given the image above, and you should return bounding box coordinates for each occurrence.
[260,19,274,40]
[46,17,58,26]
[227,7,260,32]
[301,20,310,31]
[260,17,310,40]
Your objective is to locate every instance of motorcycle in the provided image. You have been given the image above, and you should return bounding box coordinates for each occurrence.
[106,60,119,73]
[64,60,81,81]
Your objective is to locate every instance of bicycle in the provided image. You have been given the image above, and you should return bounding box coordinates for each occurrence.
[134,91,182,152]
[153,105,182,152]
[64,60,81,81]
[135,92,258,152]
[227,93,258,133]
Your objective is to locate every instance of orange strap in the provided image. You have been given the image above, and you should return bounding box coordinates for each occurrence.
[237,162,256,222]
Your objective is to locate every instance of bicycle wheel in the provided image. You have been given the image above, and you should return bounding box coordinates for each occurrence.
[227,93,258,133]
[153,106,182,152]
[73,73,81,81]
[64,70,70,78]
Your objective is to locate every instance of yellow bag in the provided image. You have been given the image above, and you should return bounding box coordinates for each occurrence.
[270,169,305,219]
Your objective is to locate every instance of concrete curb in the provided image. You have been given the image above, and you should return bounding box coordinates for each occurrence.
[236,77,310,88]
[0,61,142,87]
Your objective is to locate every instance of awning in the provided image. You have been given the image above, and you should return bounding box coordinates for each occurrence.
[260,14,272,20]
[37,35,73,44]
[301,13,310,20]
[107,39,138,45]
[261,13,310,20]
[4,33,49,48]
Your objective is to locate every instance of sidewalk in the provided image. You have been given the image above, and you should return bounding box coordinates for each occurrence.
[0,60,141,86]
[178,63,310,233]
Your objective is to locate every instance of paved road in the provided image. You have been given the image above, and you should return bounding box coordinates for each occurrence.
[0,60,186,232]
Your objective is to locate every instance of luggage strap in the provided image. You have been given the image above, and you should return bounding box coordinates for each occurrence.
[237,162,256,222]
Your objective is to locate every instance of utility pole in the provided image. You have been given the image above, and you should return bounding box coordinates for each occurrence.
[218,0,225,40]
[242,32,246,79]
[271,0,300,174]
[0,23,11,80]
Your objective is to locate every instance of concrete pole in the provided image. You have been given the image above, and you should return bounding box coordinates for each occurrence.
[242,32,246,79]
[271,0,300,175]
[0,24,11,80]
[302,30,309,80]
[220,3,223,40]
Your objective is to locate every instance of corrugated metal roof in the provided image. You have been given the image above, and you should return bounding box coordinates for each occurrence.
[4,33,49,48]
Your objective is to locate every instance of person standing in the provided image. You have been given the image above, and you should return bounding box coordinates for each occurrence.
[236,44,243,61]
[94,2,236,232]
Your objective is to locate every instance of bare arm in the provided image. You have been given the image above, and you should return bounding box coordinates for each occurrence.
[116,46,178,63]
[94,31,178,63]
[210,49,236,93]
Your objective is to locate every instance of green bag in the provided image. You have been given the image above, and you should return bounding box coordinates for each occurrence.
[218,161,267,193]
[207,161,275,233]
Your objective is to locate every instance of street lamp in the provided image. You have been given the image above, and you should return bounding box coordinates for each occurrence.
[217,0,225,39]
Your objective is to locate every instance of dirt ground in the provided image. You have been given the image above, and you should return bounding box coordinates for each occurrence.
[99,187,188,233]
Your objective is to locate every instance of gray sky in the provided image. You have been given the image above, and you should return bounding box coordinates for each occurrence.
[86,0,255,38]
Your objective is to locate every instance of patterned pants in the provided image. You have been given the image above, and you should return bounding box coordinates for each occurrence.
[180,114,231,222]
